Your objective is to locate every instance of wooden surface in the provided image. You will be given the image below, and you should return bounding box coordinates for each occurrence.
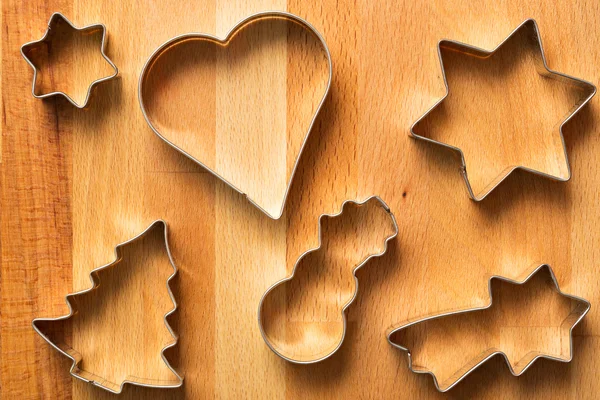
[2,0,600,399]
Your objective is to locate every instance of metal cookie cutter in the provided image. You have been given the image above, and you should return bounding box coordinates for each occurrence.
[138,11,332,220]
[387,264,590,392]
[32,220,182,394]
[258,196,399,364]
[21,12,118,108]
[411,19,596,201]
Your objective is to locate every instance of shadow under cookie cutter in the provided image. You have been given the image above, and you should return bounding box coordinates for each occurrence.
[387,264,590,392]
[21,12,119,109]
[32,220,182,394]
[138,11,332,220]
[258,196,399,364]
[410,19,596,201]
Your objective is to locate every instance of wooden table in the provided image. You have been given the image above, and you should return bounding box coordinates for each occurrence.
[2,0,599,398]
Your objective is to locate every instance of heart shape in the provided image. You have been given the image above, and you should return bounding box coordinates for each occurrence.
[139,12,332,219]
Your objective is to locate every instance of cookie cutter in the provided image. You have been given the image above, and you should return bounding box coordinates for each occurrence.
[387,264,590,392]
[138,11,332,220]
[410,19,597,201]
[258,196,399,364]
[21,12,119,109]
[32,220,183,394]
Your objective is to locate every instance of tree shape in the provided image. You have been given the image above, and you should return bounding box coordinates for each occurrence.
[32,220,182,394]
[387,264,590,392]
[258,196,398,363]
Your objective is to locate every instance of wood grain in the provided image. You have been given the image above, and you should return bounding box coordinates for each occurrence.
[2,0,600,399]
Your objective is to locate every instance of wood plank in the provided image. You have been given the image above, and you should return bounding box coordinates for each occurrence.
[1,0,73,398]
[213,1,287,397]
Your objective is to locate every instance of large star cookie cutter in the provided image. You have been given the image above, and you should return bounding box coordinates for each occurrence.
[410,19,596,201]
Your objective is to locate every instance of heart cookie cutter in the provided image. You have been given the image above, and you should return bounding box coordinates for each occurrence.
[258,196,399,364]
[21,12,119,109]
[410,19,596,201]
[32,220,182,394]
[138,11,332,219]
[387,264,590,392]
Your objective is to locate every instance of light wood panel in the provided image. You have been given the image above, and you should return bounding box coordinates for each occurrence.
[2,0,600,399]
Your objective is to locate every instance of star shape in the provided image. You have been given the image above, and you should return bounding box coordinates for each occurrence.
[411,19,596,200]
[21,12,118,108]
[387,264,590,392]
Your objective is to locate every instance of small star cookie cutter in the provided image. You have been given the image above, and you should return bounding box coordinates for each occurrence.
[387,264,591,392]
[411,19,596,201]
[21,12,119,109]
[32,220,183,394]
[258,196,399,364]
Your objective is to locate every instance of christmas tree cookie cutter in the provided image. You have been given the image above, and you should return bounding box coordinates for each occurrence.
[387,264,590,392]
[21,12,118,108]
[32,220,182,394]
[258,196,399,363]
[410,19,596,201]
[138,11,332,220]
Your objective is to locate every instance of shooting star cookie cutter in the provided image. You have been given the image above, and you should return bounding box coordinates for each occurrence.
[32,220,182,394]
[138,11,332,220]
[410,19,596,201]
[21,12,119,108]
[387,264,590,392]
[258,196,399,364]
